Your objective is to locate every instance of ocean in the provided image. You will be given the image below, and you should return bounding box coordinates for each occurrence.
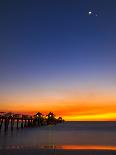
[0,121,116,149]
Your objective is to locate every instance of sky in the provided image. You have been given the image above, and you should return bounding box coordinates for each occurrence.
[0,0,116,120]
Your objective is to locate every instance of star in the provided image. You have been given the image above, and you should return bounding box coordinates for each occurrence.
[88,11,98,17]
[88,11,92,15]
[95,13,98,17]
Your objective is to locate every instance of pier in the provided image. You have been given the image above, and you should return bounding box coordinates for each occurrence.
[0,112,64,132]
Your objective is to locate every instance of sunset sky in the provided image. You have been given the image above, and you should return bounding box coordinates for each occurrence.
[0,0,116,120]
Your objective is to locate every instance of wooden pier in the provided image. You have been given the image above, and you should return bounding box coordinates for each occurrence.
[0,112,64,132]
[0,116,34,132]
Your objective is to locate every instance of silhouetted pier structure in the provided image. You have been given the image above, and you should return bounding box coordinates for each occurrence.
[0,112,64,132]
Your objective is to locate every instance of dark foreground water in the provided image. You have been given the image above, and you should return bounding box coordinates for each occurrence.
[0,121,116,154]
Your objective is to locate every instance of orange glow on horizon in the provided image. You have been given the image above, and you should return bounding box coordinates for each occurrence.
[1,106,116,121]
[63,112,116,121]
[1,87,116,121]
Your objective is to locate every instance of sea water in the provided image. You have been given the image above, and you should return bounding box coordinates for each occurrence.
[0,122,116,149]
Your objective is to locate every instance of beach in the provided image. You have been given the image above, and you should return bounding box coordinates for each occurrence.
[0,121,116,154]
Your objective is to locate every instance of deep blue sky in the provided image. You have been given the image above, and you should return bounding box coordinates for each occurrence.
[0,0,116,91]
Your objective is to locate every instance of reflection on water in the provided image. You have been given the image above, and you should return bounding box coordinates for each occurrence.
[0,122,116,150]
[61,145,116,150]
[0,144,116,151]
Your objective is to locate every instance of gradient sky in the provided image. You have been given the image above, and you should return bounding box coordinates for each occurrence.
[0,0,116,120]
